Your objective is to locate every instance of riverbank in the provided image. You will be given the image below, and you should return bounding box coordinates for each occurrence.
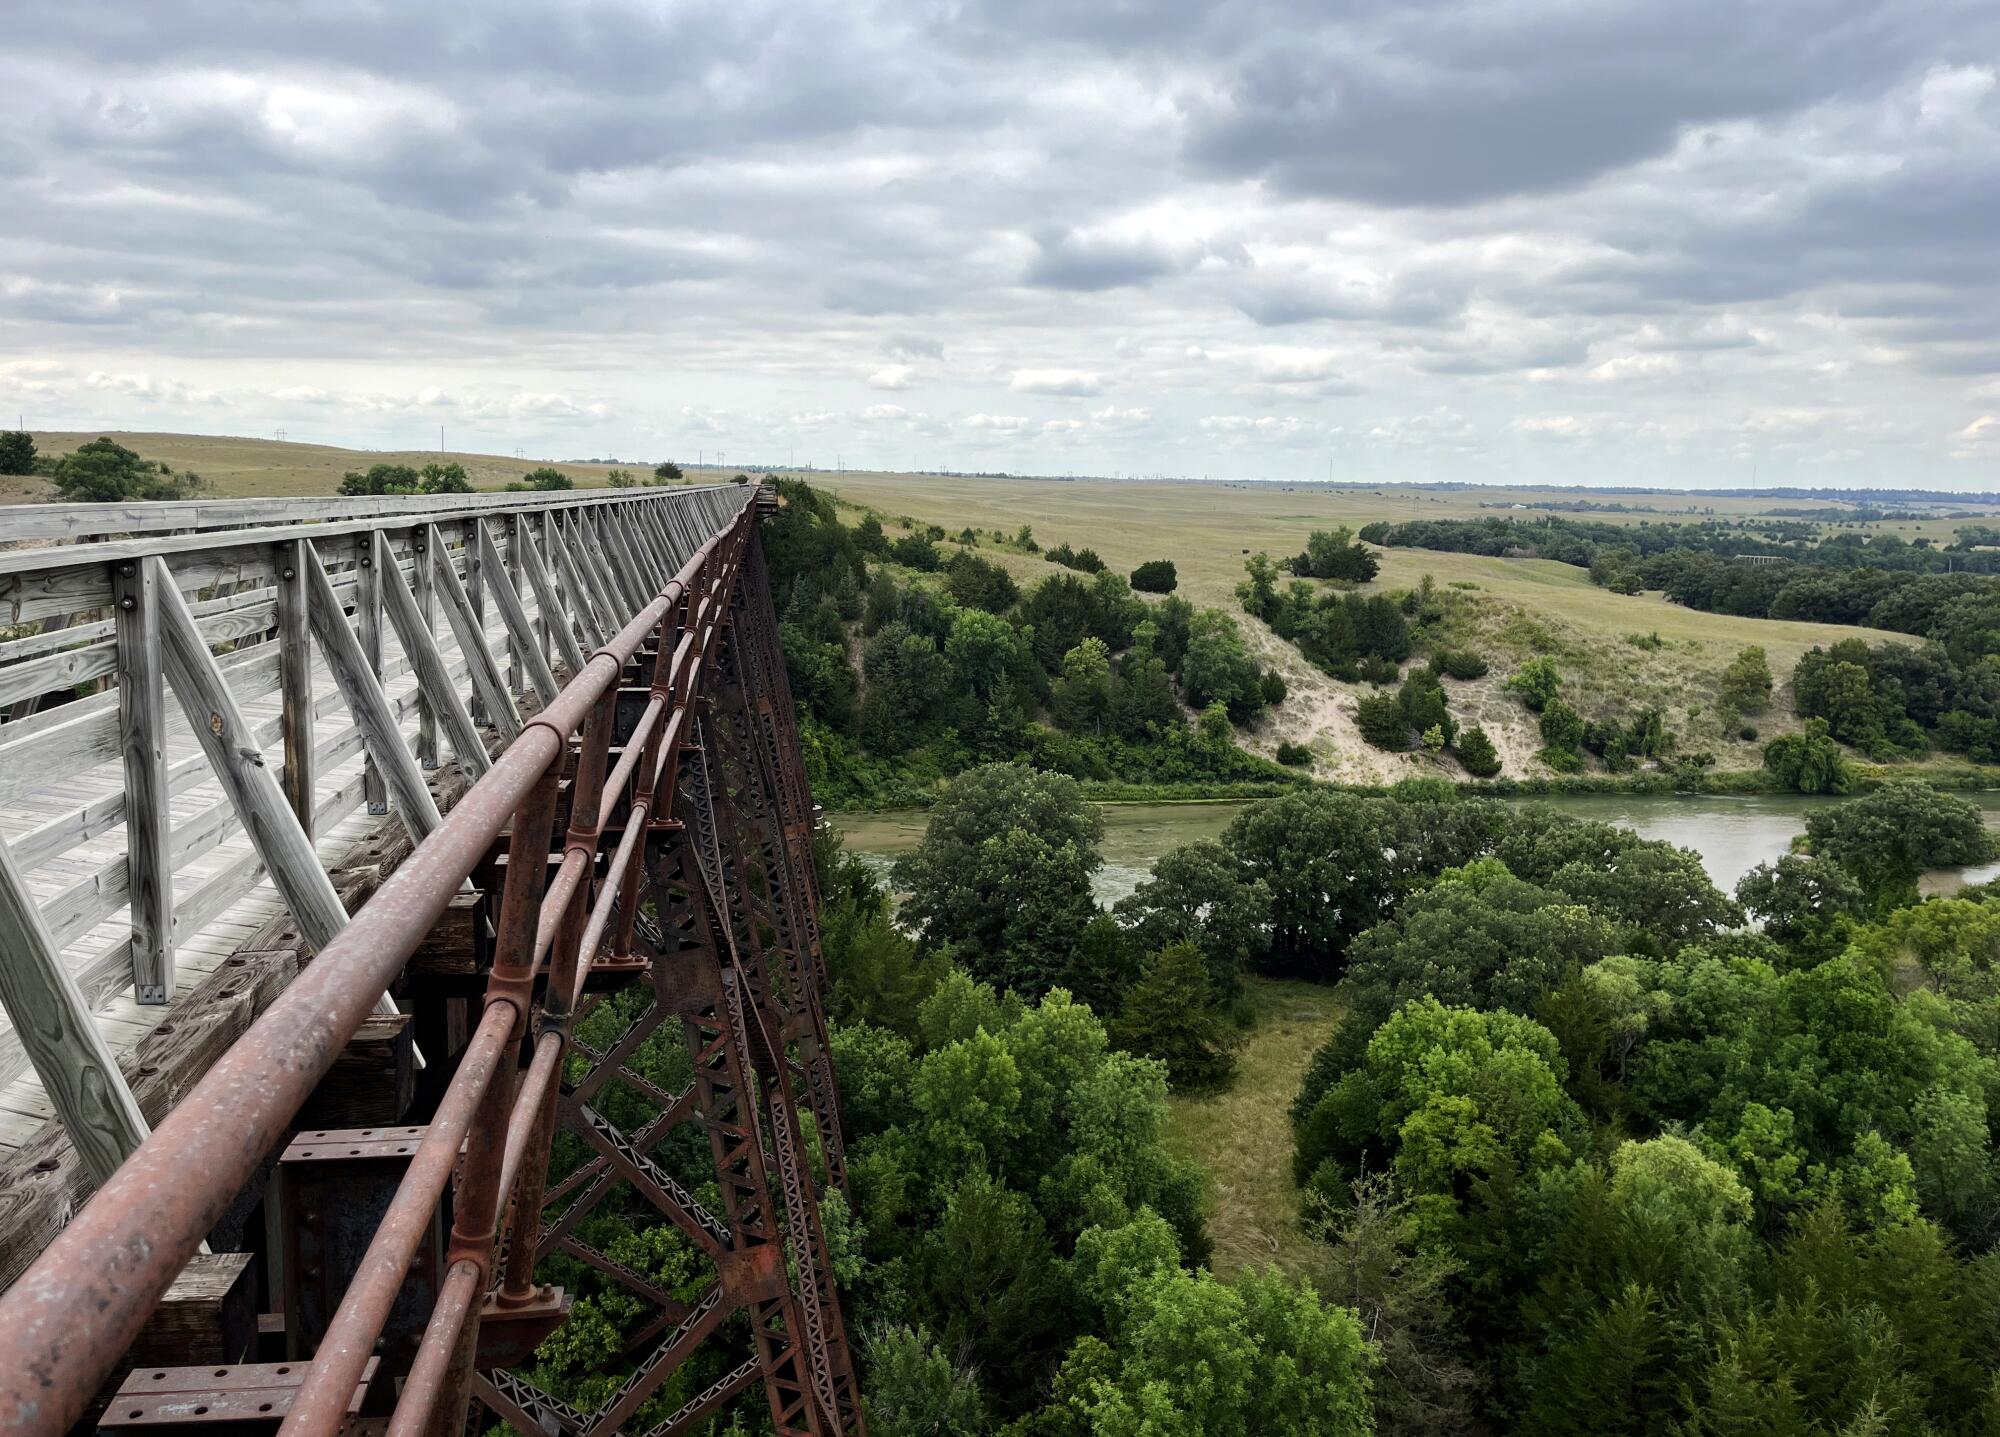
[822,757,2000,813]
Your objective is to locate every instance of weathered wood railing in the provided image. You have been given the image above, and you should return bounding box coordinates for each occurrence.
[0,485,748,1177]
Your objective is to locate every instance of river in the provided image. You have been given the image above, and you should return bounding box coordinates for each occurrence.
[832,792,2000,907]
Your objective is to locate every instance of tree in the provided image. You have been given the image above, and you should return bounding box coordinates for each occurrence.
[1538,698,1585,764]
[1130,559,1178,593]
[862,1324,990,1437]
[605,467,636,487]
[1736,854,1865,960]
[1051,638,1113,734]
[1398,670,1456,748]
[1456,725,1502,778]
[1506,657,1562,712]
[1112,942,1236,1088]
[1804,781,1997,911]
[522,466,573,490]
[1314,1171,1480,1435]
[893,764,1104,995]
[1180,609,1265,722]
[417,461,471,494]
[652,460,683,483]
[1762,718,1852,794]
[943,550,1019,612]
[1292,527,1379,583]
[340,462,421,496]
[891,533,943,572]
[1356,692,1410,751]
[1114,840,1271,995]
[0,430,35,475]
[51,437,197,502]
[1719,646,1773,715]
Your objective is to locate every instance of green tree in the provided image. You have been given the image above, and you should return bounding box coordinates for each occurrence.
[418,461,471,494]
[1719,646,1773,715]
[522,465,574,490]
[652,460,683,482]
[1114,840,1271,995]
[862,1324,990,1437]
[51,437,197,501]
[1051,638,1113,734]
[1735,854,1864,960]
[605,467,636,487]
[1111,942,1236,1088]
[1506,656,1562,712]
[1804,781,1998,911]
[1179,609,1265,722]
[1762,717,1852,794]
[1292,526,1380,583]
[893,765,1104,995]
[0,430,35,475]
[1456,725,1502,778]
[944,551,1019,612]
[1356,691,1410,751]
[1538,698,1585,763]
[1130,559,1178,593]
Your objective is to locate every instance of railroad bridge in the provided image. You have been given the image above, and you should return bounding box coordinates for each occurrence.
[0,484,865,1436]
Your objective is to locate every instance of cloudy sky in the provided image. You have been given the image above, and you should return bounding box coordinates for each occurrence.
[4,1,1999,488]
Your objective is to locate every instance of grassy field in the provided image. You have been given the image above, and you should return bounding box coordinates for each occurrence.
[1165,977,1346,1279]
[7,431,1979,783]
[0,430,755,505]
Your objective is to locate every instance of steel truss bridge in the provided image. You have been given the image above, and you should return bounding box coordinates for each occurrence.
[0,483,866,1436]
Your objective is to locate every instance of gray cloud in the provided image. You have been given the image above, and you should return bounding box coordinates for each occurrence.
[0,0,1995,484]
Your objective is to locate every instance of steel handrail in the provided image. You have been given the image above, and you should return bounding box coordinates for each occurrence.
[0,495,757,1437]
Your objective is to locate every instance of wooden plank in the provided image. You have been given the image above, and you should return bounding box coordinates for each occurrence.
[465,517,487,725]
[410,524,439,768]
[551,517,611,649]
[475,520,559,707]
[355,531,388,816]
[275,539,315,840]
[113,559,175,1005]
[503,514,525,696]
[151,556,352,956]
[297,1013,413,1129]
[0,829,150,1184]
[599,511,653,615]
[515,520,587,673]
[0,486,738,573]
[0,638,119,709]
[0,485,736,547]
[304,538,442,845]
[380,532,488,779]
[427,523,521,741]
[575,512,633,625]
[119,1252,258,1368]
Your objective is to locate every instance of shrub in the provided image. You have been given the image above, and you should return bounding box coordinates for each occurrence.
[1276,741,1313,767]
[1738,724,1759,742]
[1131,559,1178,593]
[891,534,943,572]
[0,430,36,475]
[1259,670,1289,706]
[1456,724,1502,777]
[1719,645,1773,715]
[606,467,635,487]
[1505,657,1562,712]
[1433,648,1489,680]
[652,460,683,482]
[521,466,573,491]
[53,437,199,502]
[1355,692,1410,751]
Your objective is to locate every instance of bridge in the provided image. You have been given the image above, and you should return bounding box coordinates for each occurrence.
[0,484,865,1436]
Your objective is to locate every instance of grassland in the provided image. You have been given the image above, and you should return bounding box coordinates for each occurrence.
[1166,977,1346,1279]
[9,431,1988,786]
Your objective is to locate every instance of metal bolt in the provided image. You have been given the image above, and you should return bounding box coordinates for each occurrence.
[283,568,296,580]
[119,561,136,576]
[120,596,136,610]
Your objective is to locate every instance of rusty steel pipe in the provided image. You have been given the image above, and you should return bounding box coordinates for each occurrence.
[596,692,665,830]
[0,501,752,1437]
[497,1033,567,1305]
[277,1001,516,1437]
[383,1258,482,1437]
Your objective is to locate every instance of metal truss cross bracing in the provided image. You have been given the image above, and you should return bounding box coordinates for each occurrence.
[0,486,867,1437]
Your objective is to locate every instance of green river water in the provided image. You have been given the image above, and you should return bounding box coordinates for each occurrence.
[833,792,2000,907]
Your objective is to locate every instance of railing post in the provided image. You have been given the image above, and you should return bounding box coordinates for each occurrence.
[357,530,390,816]
[413,524,439,769]
[113,556,175,1003]
[466,518,487,726]
[276,538,316,839]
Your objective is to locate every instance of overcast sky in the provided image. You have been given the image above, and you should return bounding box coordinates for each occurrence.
[4,1,1999,488]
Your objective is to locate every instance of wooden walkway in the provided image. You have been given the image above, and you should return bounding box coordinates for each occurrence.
[0,486,750,1166]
